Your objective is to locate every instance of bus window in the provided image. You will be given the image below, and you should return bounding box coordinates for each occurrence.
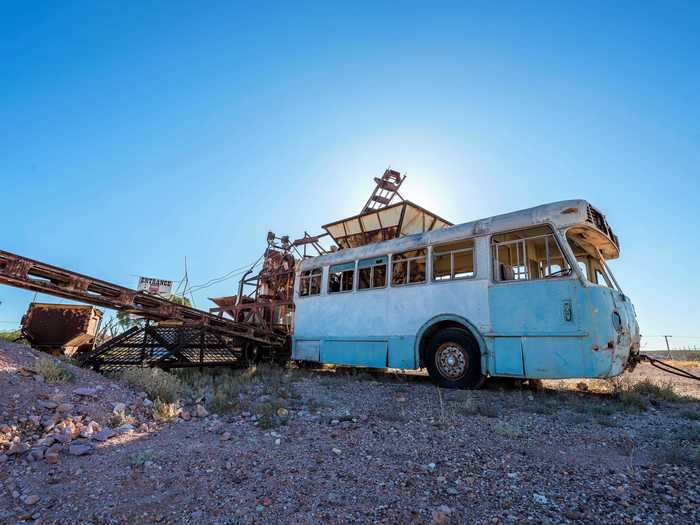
[392,248,427,286]
[299,268,322,296]
[492,226,570,282]
[595,268,611,287]
[328,262,354,293]
[358,256,387,290]
[567,228,616,289]
[433,239,475,281]
[576,260,589,280]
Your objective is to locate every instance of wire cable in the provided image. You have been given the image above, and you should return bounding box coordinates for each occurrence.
[184,255,264,295]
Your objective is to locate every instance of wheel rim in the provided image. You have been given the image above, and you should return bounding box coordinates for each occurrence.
[435,342,468,379]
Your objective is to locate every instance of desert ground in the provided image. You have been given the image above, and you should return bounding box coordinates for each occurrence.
[1,340,698,524]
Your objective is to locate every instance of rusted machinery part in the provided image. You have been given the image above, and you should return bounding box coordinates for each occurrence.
[0,250,286,350]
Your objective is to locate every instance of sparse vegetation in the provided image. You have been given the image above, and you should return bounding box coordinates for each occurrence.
[656,445,700,467]
[590,404,616,416]
[109,408,136,428]
[120,367,183,404]
[0,329,23,343]
[595,416,619,427]
[562,413,589,425]
[306,396,331,413]
[128,449,156,469]
[493,421,521,438]
[476,403,500,418]
[628,379,680,401]
[608,377,682,412]
[153,399,178,422]
[680,409,700,421]
[33,357,76,383]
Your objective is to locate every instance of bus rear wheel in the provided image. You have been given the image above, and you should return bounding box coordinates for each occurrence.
[426,328,483,389]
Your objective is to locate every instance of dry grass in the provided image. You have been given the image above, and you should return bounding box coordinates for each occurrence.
[175,364,302,417]
[109,408,136,428]
[33,357,76,383]
[153,399,179,422]
[120,368,183,403]
[607,377,682,411]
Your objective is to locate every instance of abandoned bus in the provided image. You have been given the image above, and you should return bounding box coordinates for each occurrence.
[291,199,640,388]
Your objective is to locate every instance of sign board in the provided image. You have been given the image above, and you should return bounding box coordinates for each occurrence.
[137,277,173,298]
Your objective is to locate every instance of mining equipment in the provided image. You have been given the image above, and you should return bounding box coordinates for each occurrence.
[0,169,448,371]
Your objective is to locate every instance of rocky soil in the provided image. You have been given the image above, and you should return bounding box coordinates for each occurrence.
[1,340,699,524]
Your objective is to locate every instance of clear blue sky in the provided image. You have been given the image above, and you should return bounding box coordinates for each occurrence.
[1,2,698,350]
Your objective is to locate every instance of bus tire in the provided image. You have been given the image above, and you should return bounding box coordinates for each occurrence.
[426,328,483,389]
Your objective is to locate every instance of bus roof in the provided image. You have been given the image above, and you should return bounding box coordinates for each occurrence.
[300,199,617,269]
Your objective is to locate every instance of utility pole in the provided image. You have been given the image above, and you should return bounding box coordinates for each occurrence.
[663,335,672,359]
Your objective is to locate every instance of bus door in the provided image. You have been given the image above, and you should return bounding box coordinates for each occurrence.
[490,227,584,378]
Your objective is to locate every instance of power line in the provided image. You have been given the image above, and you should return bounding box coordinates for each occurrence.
[184,256,263,295]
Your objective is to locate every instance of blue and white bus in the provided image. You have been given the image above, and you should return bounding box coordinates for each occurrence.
[291,199,640,388]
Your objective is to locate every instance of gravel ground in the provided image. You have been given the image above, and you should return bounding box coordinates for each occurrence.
[1,340,699,524]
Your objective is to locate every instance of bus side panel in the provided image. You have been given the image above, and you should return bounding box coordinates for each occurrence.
[522,337,584,378]
[294,278,490,370]
[388,336,416,369]
[292,339,320,361]
[492,338,525,376]
[321,340,388,368]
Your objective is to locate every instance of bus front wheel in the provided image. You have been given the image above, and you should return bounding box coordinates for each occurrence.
[426,328,483,389]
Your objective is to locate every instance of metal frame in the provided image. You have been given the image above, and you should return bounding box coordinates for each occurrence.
[80,322,266,371]
[0,250,288,370]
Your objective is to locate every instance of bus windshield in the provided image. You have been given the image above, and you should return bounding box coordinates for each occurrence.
[566,228,617,289]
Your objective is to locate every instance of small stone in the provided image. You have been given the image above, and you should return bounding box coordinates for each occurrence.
[7,442,29,455]
[0,424,11,433]
[276,407,288,417]
[0,454,7,463]
[23,495,40,505]
[143,399,153,407]
[193,405,208,418]
[72,387,97,397]
[68,444,92,456]
[274,438,281,446]
[180,410,191,421]
[112,402,126,413]
[115,424,135,435]
[332,448,342,455]
[533,493,547,504]
[220,432,232,441]
[45,452,59,465]
[427,463,437,470]
[29,448,46,461]
[36,436,55,447]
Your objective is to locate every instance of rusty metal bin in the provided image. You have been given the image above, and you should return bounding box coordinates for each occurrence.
[21,303,103,357]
